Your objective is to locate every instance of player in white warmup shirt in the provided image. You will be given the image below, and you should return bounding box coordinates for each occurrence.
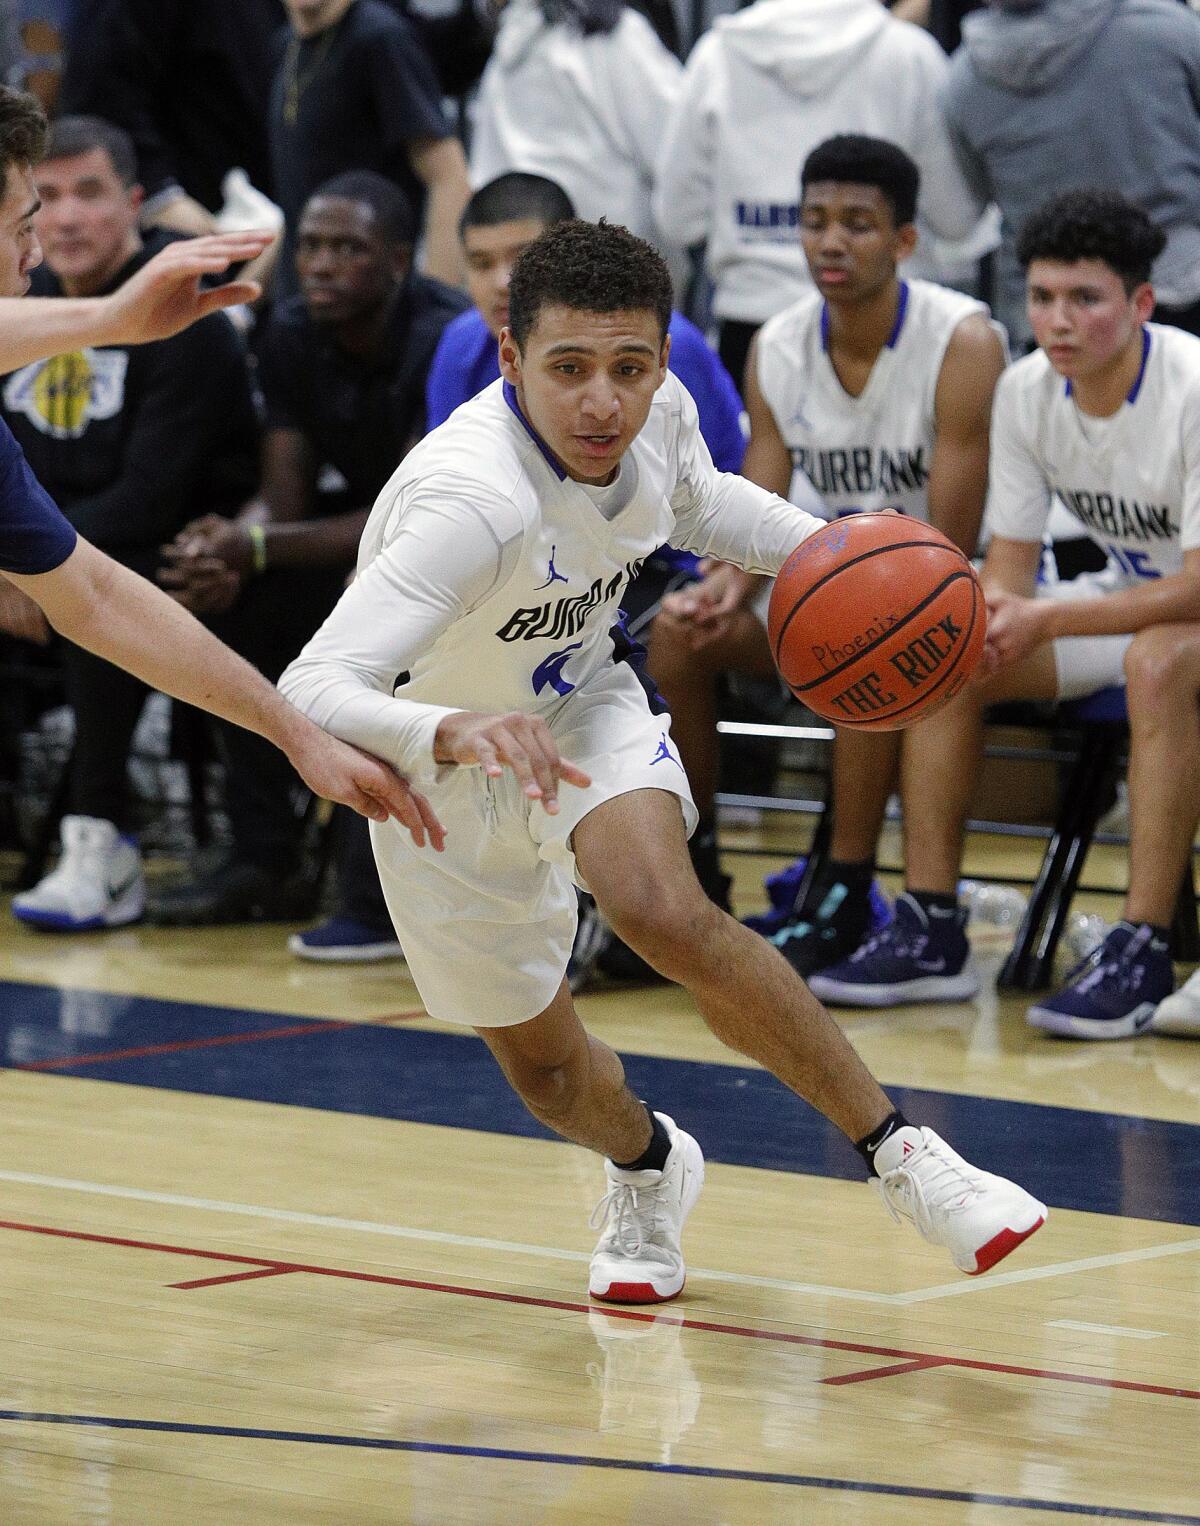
[831,189,1200,1040]
[281,219,1045,1300]
[649,136,1006,992]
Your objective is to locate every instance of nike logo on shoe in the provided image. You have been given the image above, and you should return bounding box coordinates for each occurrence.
[107,869,140,899]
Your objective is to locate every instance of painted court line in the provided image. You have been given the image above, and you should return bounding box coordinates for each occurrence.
[1048,1320,1167,1341]
[12,1009,425,1071]
[4,1168,1199,1310]
[0,1412,1195,1522]
[3,1216,1198,1404]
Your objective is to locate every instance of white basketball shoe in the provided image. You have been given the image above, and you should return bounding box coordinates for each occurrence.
[1150,969,1200,1035]
[589,1113,704,1304]
[873,1126,1047,1275]
[11,815,144,932]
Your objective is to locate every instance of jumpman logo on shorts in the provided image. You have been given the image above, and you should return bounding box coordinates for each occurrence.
[650,732,682,769]
[534,545,569,590]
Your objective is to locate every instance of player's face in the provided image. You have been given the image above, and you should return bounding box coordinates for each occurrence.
[500,305,669,485]
[0,162,43,297]
[1026,258,1153,380]
[463,217,547,339]
[34,148,142,295]
[284,0,354,37]
[799,183,915,304]
[296,197,407,327]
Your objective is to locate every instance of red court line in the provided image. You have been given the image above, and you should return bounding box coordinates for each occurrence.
[3,1216,1197,1403]
[170,1267,300,1291]
[13,1009,426,1072]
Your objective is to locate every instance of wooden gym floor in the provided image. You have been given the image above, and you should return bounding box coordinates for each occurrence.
[0,820,1197,1524]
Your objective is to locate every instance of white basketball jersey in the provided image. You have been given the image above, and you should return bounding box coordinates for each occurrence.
[985,323,1200,584]
[280,373,824,782]
[755,278,989,521]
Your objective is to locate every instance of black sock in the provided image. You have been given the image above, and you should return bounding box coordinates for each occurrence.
[854,1109,912,1178]
[800,857,873,920]
[613,1106,672,1173]
[910,889,958,915]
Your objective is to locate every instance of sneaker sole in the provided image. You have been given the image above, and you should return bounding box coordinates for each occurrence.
[808,970,980,1007]
[1147,1003,1200,1036]
[962,1210,1047,1276]
[1026,1003,1156,1040]
[13,887,145,932]
[589,1130,704,1306]
[288,936,406,963]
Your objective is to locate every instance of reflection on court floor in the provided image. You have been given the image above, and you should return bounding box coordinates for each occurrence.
[1,892,1198,1524]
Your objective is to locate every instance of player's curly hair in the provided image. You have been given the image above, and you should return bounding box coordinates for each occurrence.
[1016,190,1167,293]
[0,85,46,182]
[507,218,672,350]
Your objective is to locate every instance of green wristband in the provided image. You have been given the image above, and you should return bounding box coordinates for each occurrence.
[247,522,268,575]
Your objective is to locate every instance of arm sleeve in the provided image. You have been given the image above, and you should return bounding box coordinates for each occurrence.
[981,374,1052,543]
[652,41,715,247]
[367,17,452,160]
[278,484,520,781]
[65,318,258,549]
[667,383,824,571]
[0,420,78,575]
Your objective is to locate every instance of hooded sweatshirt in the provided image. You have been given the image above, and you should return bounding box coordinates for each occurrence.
[653,0,985,324]
[943,0,1200,345]
[470,0,683,248]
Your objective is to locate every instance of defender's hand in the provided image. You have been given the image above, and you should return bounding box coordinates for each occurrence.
[288,728,447,849]
[434,710,592,815]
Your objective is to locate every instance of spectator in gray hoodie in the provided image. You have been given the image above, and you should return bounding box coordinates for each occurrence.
[942,0,1200,348]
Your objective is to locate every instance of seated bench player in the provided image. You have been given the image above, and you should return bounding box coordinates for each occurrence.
[280,217,1046,1302]
[647,135,1005,981]
[812,190,1200,1041]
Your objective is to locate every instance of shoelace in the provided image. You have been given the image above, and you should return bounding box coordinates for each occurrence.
[878,1139,982,1238]
[851,920,923,964]
[589,1183,646,1256]
[1064,925,1150,997]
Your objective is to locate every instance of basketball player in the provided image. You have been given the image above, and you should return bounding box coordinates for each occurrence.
[281,218,1045,1302]
[0,83,441,844]
[856,189,1200,1040]
[649,136,1006,991]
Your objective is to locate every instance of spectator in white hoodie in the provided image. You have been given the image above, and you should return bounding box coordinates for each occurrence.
[654,0,985,387]
[470,0,682,264]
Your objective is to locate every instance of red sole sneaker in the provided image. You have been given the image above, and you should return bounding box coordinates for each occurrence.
[589,1278,684,1304]
[966,1215,1046,1276]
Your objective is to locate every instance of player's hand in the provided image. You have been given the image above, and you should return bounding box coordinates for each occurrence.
[661,561,758,650]
[98,231,275,346]
[287,727,447,849]
[978,587,1050,676]
[433,710,592,815]
[0,578,51,643]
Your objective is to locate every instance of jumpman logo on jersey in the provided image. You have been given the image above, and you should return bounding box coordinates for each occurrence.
[534,545,569,590]
[650,732,682,769]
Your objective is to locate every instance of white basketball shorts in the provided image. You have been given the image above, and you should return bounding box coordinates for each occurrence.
[369,662,697,1028]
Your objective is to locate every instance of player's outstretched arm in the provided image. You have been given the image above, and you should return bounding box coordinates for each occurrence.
[434,711,591,816]
[4,540,445,847]
[0,231,273,372]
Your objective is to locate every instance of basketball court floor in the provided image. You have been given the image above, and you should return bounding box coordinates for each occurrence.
[1,822,1197,1524]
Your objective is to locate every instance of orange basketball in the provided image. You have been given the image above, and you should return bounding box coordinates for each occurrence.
[767,513,986,731]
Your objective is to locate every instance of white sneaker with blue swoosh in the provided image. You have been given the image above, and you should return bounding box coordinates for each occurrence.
[12,815,144,932]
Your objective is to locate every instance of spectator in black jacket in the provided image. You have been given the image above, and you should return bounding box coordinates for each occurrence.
[153,170,468,927]
[4,114,260,932]
[59,0,286,234]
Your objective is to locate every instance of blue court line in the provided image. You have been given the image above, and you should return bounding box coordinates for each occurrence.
[4,980,1200,1225]
[0,1411,1194,1522]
